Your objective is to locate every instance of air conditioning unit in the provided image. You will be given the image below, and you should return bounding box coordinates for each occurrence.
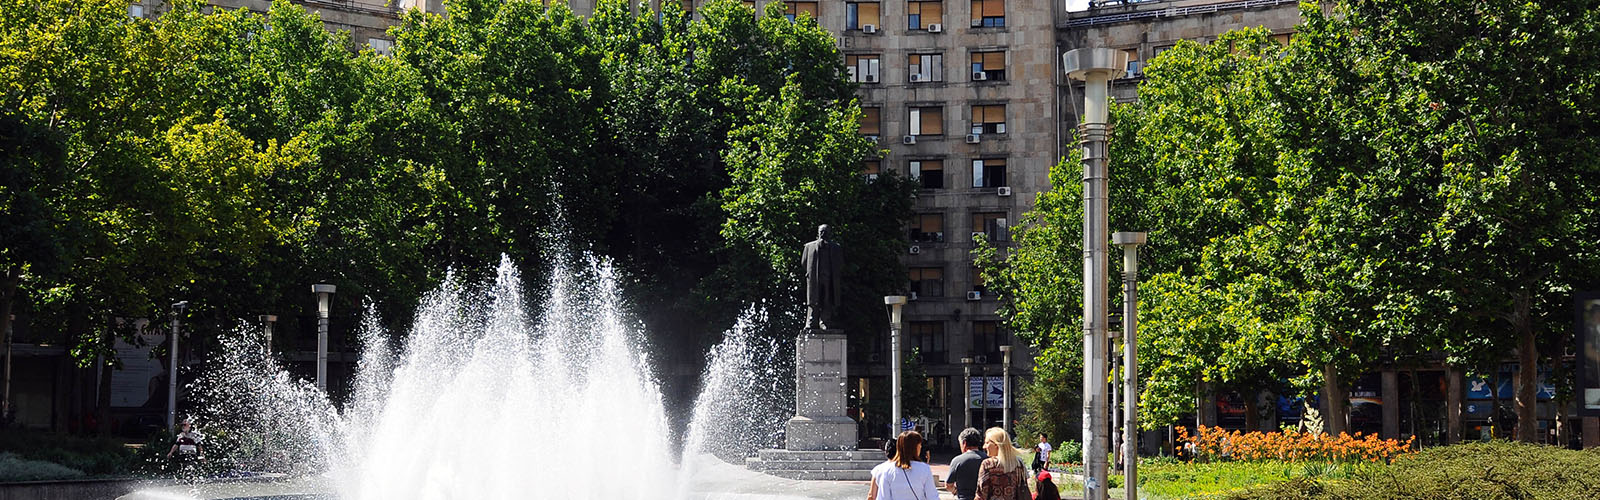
[866,135,880,143]
[997,186,1012,197]
[868,353,882,362]
[974,354,988,364]
[971,231,986,241]
[909,292,919,301]
[995,123,1006,134]
[910,74,923,83]
[863,24,878,34]
[928,24,943,33]
[967,291,983,300]
[1125,69,1139,79]
[972,72,988,81]
[902,135,917,145]
[965,134,980,144]
[865,74,878,83]
[971,18,983,27]
[128,5,144,18]
[909,245,921,255]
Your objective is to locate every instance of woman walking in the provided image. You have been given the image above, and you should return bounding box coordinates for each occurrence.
[868,431,940,500]
[975,427,1029,500]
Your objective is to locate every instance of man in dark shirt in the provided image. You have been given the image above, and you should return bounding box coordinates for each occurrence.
[943,427,988,500]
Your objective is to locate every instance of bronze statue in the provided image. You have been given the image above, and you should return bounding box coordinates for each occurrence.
[803,224,843,329]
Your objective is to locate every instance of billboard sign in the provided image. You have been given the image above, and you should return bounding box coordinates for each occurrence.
[967,376,1006,409]
[1578,293,1600,416]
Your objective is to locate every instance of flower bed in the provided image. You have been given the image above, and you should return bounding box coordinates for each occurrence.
[1178,426,1414,463]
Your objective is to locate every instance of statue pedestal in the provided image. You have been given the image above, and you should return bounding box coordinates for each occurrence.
[747,328,877,480]
[787,329,855,450]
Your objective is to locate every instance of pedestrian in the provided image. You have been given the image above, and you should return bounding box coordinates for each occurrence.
[1032,433,1052,473]
[974,427,1028,500]
[914,425,932,463]
[166,418,205,472]
[868,430,940,500]
[1032,471,1061,500]
[942,427,988,500]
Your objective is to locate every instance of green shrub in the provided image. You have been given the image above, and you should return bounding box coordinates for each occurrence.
[0,452,86,482]
[0,429,136,477]
[1226,441,1600,500]
[1050,440,1083,464]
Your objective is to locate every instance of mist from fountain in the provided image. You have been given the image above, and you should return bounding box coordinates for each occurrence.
[173,254,865,500]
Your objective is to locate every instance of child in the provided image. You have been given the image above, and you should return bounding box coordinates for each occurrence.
[1032,433,1052,473]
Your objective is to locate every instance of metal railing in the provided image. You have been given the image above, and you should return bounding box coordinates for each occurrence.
[1062,0,1297,29]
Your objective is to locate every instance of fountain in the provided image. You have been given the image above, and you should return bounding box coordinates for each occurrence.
[119,256,873,500]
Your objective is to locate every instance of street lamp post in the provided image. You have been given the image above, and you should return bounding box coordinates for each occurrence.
[886,295,908,436]
[1065,46,1127,500]
[981,362,989,429]
[2,314,13,422]
[1000,345,1013,436]
[259,314,277,357]
[313,283,336,391]
[1113,231,1147,500]
[962,357,973,430]
[168,301,188,431]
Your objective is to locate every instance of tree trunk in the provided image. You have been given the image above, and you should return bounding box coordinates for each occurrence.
[1446,365,1462,444]
[1243,392,1259,432]
[1514,291,1539,442]
[1322,363,1347,435]
[1,265,18,424]
[96,320,112,437]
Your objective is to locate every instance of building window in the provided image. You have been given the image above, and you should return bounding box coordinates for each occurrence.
[909,321,947,364]
[910,267,945,297]
[860,106,881,136]
[911,213,944,242]
[1272,33,1293,45]
[743,0,756,10]
[367,38,394,57]
[864,160,882,181]
[972,321,1006,359]
[970,0,1004,27]
[970,264,987,292]
[908,53,943,83]
[970,51,1005,81]
[910,160,944,189]
[970,159,1006,188]
[1123,48,1142,79]
[680,0,694,14]
[926,376,949,412]
[909,106,943,136]
[784,1,818,21]
[972,211,1007,241]
[847,54,882,83]
[847,2,881,30]
[970,104,1006,135]
[908,1,943,30]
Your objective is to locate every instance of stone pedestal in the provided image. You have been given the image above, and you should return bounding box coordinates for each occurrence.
[747,328,875,480]
[787,328,855,451]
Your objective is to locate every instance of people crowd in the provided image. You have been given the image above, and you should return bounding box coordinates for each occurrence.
[870,426,1057,500]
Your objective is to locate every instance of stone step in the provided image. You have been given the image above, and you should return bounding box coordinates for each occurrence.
[755,449,884,462]
[752,469,875,481]
[745,458,885,471]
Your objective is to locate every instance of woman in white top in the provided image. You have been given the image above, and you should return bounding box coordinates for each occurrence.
[868,430,941,500]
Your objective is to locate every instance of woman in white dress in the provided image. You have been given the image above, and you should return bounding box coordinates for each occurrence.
[868,430,941,500]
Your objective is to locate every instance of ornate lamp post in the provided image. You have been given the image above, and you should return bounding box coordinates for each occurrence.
[1000,345,1013,436]
[168,301,188,430]
[886,295,908,435]
[259,314,277,357]
[1065,46,1127,500]
[962,356,974,430]
[1114,231,1147,500]
[312,283,336,391]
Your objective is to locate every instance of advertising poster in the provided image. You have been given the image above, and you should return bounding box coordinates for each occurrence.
[1579,294,1600,416]
[967,376,1005,409]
